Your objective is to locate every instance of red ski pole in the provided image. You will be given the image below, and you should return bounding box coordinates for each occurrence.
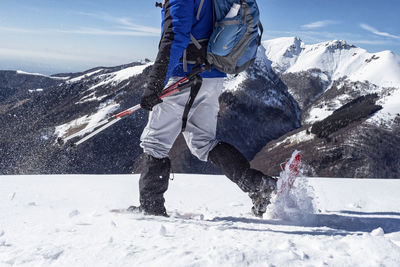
[59,63,209,147]
[58,76,191,147]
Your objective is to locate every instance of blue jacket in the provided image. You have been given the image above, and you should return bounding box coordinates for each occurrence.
[147,0,226,93]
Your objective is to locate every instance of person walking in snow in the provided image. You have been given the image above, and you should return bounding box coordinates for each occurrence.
[136,0,276,217]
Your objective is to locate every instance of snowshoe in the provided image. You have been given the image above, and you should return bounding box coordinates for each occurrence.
[277,151,302,196]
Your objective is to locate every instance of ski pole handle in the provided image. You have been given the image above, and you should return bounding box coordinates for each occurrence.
[158,77,188,98]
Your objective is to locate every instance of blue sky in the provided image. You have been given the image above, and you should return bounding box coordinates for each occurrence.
[0,0,399,74]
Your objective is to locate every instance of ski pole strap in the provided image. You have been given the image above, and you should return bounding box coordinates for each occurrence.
[181,75,203,132]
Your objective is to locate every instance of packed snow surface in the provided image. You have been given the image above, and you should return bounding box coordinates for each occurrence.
[1,174,400,266]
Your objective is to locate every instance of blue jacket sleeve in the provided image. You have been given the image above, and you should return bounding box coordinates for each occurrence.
[145,0,193,94]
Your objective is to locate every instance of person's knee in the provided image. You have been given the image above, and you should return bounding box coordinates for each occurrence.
[140,141,170,159]
[186,138,219,162]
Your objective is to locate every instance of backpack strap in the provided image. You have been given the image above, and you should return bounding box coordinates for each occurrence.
[181,0,211,72]
[190,34,203,49]
[183,34,207,72]
[182,50,188,72]
[181,75,203,132]
[257,21,263,46]
[196,0,206,20]
[178,63,210,132]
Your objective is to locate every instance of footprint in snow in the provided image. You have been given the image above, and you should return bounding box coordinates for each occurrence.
[159,225,167,236]
[9,192,16,201]
[42,248,64,261]
[69,210,80,218]
[0,240,12,247]
[4,257,16,265]
[75,222,92,226]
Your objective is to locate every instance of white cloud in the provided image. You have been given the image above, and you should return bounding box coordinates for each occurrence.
[264,29,360,43]
[360,23,400,40]
[351,39,391,45]
[76,12,160,36]
[0,25,159,37]
[0,26,48,34]
[301,20,337,29]
[0,47,105,63]
[59,27,158,37]
[0,11,159,37]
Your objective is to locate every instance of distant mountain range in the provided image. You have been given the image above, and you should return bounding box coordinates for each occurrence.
[1,38,399,177]
[252,37,400,178]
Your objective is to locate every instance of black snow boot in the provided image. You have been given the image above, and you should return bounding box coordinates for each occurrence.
[249,177,277,217]
[208,142,277,217]
[138,154,170,217]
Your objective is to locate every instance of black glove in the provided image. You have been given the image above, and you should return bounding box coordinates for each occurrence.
[140,87,163,111]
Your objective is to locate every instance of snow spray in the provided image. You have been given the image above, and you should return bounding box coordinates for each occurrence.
[266,154,316,224]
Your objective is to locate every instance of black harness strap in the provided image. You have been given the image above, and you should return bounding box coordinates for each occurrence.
[181,75,203,132]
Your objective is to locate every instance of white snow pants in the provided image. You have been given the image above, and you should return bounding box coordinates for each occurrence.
[140,77,224,161]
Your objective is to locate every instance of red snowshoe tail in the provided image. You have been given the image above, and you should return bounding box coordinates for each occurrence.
[277,151,302,195]
[287,153,301,188]
[281,153,301,171]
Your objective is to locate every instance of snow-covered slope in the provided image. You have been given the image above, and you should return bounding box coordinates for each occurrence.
[84,62,152,91]
[53,62,152,141]
[1,174,400,266]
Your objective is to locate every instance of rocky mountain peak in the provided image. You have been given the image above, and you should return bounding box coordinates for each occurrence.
[260,37,305,73]
[323,40,357,51]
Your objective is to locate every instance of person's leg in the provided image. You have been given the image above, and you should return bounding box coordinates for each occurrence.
[181,77,276,216]
[140,77,190,159]
[208,141,277,216]
[208,142,271,192]
[138,154,170,216]
[139,77,190,215]
[182,78,273,189]
[182,78,224,161]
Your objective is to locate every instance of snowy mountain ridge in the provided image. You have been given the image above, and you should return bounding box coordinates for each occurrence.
[261,37,400,89]
[257,37,400,124]
[15,70,70,80]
